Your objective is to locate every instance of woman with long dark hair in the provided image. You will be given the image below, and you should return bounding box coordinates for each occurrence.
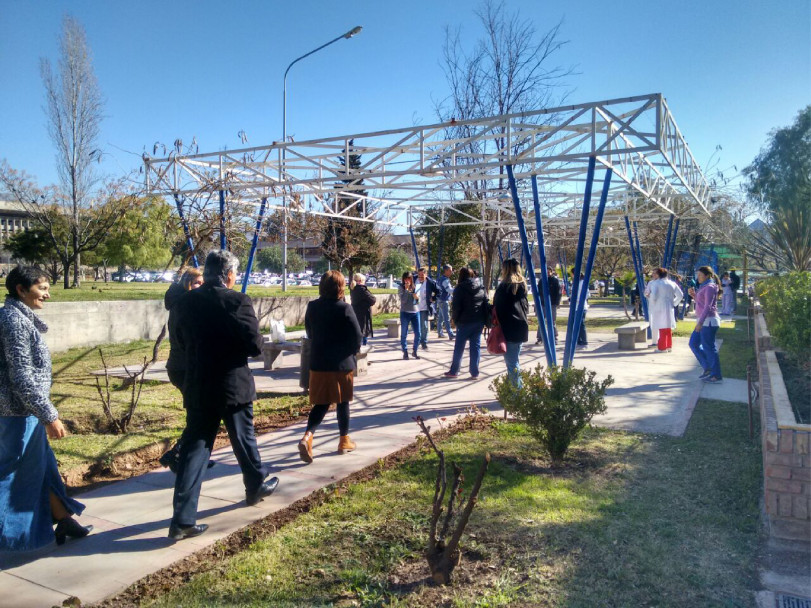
[688,265,723,383]
[398,271,421,359]
[0,266,92,550]
[494,259,529,387]
[444,267,488,379]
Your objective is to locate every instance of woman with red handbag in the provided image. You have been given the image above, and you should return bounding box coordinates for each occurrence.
[493,258,529,388]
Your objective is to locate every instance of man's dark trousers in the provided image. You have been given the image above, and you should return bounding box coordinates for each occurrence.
[172,402,266,527]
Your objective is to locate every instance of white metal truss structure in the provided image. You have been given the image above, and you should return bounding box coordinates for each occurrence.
[143,93,711,235]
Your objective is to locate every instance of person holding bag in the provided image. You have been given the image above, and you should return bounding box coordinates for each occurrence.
[493,258,529,388]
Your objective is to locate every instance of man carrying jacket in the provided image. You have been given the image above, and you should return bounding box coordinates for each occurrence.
[168,250,279,540]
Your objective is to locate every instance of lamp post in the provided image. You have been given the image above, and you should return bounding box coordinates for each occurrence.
[281,25,362,291]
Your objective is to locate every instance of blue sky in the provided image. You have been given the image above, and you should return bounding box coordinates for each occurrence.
[1,0,809,193]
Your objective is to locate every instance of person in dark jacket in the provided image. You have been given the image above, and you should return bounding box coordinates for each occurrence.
[494,259,529,387]
[536,266,561,344]
[159,268,208,473]
[0,266,92,550]
[444,267,488,379]
[298,271,363,464]
[398,272,421,359]
[350,273,376,347]
[414,267,439,350]
[168,250,278,540]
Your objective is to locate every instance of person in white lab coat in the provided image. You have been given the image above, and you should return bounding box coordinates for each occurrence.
[644,267,684,352]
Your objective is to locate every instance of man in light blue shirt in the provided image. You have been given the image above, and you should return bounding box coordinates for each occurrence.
[436,264,455,339]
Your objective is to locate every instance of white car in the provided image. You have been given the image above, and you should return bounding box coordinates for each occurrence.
[296,280,313,287]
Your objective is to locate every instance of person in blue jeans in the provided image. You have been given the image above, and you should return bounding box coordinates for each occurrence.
[436,264,455,339]
[398,271,421,360]
[688,266,723,383]
[494,259,529,388]
[414,267,438,350]
[444,266,488,379]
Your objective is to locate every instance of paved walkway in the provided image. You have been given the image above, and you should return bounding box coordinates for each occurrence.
[0,330,743,606]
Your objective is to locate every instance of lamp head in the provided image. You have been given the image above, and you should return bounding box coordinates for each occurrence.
[344,26,363,38]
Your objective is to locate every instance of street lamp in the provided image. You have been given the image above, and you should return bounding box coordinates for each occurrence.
[281,25,363,291]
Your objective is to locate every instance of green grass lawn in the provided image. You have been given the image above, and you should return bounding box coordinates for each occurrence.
[147,400,760,607]
[47,281,395,302]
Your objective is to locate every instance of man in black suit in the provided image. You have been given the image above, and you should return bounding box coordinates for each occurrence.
[168,250,279,540]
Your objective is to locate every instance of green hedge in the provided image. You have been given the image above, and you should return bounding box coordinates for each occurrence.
[756,271,810,361]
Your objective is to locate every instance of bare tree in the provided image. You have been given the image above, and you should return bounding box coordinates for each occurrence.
[436,0,573,289]
[40,15,103,288]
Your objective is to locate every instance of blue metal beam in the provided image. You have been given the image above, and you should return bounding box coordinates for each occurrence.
[632,221,650,331]
[531,175,557,366]
[563,156,596,367]
[409,227,421,269]
[667,218,681,269]
[242,198,268,293]
[506,165,553,367]
[662,214,674,267]
[497,243,504,264]
[568,167,613,367]
[437,224,445,277]
[560,249,571,295]
[173,194,199,268]
[219,190,227,250]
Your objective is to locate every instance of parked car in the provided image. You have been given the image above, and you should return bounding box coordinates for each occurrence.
[297,280,313,287]
[366,276,378,287]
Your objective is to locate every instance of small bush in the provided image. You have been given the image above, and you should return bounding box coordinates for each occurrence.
[756,271,810,362]
[491,364,614,466]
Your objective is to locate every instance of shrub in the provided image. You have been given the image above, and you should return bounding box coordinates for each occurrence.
[491,364,614,466]
[756,271,810,361]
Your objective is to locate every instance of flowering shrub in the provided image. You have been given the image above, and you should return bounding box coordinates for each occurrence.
[756,271,810,362]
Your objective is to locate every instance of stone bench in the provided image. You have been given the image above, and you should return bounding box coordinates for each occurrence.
[382,318,400,338]
[262,340,302,370]
[613,322,650,350]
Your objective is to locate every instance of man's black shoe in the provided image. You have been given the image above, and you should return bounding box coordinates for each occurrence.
[421,343,427,350]
[246,476,280,506]
[168,523,209,540]
[159,450,179,474]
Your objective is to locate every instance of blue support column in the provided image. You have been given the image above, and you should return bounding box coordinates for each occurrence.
[425,231,431,274]
[497,243,504,264]
[506,244,512,260]
[531,175,557,366]
[624,216,648,330]
[563,156,596,368]
[632,221,650,333]
[437,224,445,276]
[173,194,199,268]
[506,166,553,367]
[667,218,681,269]
[567,167,613,368]
[662,214,674,267]
[242,198,268,293]
[409,227,421,269]
[560,249,571,295]
[219,190,227,250]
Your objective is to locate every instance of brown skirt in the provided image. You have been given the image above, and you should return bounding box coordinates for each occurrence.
[308,370,354,405]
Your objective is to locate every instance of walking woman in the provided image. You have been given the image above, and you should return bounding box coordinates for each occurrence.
[298,271,363,463]
[0,266,92,550]
[644,267,683,352]
[493,259,529,387]
[720,272,734,316]
[688,266,723,383]
[444,267,488,379]
[398,271,421,360]
[350,273,376,347]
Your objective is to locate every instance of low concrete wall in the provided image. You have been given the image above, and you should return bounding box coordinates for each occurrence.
[755,306,811,543]
[34,293,400,353]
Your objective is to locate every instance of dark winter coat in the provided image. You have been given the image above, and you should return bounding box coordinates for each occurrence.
[0,297,57,423]
[164,282,186,386]
[538,275,562,307]
[305,297,363,372]
[494,282,529,343]
[170,282,263,410]
[451,278,488,326]
[350,284,376,339]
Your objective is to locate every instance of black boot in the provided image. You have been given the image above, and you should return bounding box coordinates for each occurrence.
[403,351,409,360]
[55,517,93,546]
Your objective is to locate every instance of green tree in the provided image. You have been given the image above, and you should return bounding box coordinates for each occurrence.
[255,245,304,274]
[380,248,412,278]
[5,224,64,283]
[419,204,480,273]
[744,106,811,270]
[321,140,382,275]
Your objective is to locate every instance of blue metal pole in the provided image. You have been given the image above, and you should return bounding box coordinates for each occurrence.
[219,190,227,250]
[409,227,421,269]
[425,231,431,275]
[662,214,674,267]
[242,198,268,293]
[506,244,512,260]
[563,156,596,368]
[570,168,613,366]
[173,194,199,268]
[633,221,650,326]
[497,243,504,264]
[437,224,445,277]
[667,218,681,269]
[506,166,552,367]
[561,249,571,295]
[624,215,645,321]
[531,175,557,366]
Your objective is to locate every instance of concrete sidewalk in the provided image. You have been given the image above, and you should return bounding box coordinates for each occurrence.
[0,331,738,606]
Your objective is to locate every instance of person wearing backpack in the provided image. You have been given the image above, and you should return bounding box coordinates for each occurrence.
[443,267,488,379]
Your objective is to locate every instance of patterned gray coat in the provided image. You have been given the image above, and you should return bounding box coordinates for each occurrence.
[0,297,58,424]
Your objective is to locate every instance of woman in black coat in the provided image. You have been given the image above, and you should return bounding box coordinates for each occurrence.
[298,271,363,464]
[444,267,488,379]
[350,273,376,346]
[493,258,529,388]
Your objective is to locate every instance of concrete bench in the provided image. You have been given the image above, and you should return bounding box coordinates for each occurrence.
[263,340,302,370]
[613,322,650,350]
[382,318,400,338]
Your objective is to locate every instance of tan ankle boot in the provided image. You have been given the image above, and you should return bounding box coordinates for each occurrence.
[338,435,356,454]
[298,433,313,463]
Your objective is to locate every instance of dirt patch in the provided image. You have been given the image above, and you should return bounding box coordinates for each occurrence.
[93,414,492,608]
[63,408,312,494]
[776,351,811,424]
